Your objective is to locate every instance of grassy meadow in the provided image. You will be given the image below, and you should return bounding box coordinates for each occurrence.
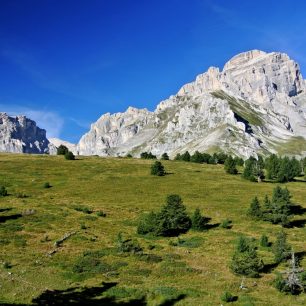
[0,153,305,305]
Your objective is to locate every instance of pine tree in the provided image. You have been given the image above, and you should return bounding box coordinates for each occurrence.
[247,197,262,219]
[57,145,69,155]
[230,236,263,277]
[151,161,165,176]
[224,156,238,174]
[190,151,204,163]
[181,151,191,162]
[161,153,169,160]
[191,208,209,231]
[65,151,75,160]
[273,230,291,264]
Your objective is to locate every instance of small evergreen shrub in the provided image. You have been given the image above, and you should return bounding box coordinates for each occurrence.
[117,233,143,254]
[221,291,235,303]
[272,230,291,264]
[151,161,165,176]
[260,234,270,247]
[65,151,75,160]
[224,156,238,174]
[0,186,8,197]
[57,145,69,155]
[191,208,209,231]
[247,197,262,219]
[137,194,192,237]
[43,182,51,189]
[220,219,232,229]
[161,153,169,160]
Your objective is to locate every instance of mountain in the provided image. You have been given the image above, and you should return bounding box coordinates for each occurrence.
[77,50,306,158]
[0,112,55,154]
[48,138,77,154]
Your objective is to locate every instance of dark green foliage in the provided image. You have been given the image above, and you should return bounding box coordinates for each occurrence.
[0,186,8,197]
[224,156,238,174]
[215,152,229,164]
[96,210,106,217]
[247,197,262,219]
[220,219,232,229]
[57,145,69,155]
[3,261,12,269]
[72,254,112,274]
[220,291,236,303]
[265,154,301,182]
[242,157,264,182]
[264,186,292,226]
[43,182,51,189]
[137,195,192,237]
[151,161,165,176]
[161,152,169,160]
[140,152,156,159]
[272,230,291,264]
[230,236,263,277]
[191,208,209,231]
[117,233,143,254]
[73,205,93,214]
[126,153,133,158]
[260,234,270,247]
[181,151,191,162]
[65,151,75,160]
[234,156,244,166]
[174,153,181,160]
[274,273,288,293]
[190,151,204,163]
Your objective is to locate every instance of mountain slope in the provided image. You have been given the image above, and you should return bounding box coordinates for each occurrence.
[77,50,306,158]
[0,112,55,154]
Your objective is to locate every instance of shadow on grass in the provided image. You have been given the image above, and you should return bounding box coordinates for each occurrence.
[261,262,279,273]
[205,223,221,230]
[0,208,12,213]
[0,213,22,223]
[290,204,306,215]
[159,294,187,306]
[2,282,188,306]
[288,219,306,228]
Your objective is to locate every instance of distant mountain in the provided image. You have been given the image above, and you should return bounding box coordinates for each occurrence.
[48,138,77,154]
[0,112,55,154]
[77,50,306,158]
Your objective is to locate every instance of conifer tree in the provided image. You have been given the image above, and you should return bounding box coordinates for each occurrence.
[247,196,262,219]
[224,156,238,174]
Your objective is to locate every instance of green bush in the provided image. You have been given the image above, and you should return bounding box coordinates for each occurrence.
[260,234,270,247]
[140,152,156,159]
[220,219,232,229]
[224,156,238,174]
[151,161,165,176]
[221,291,235,303]
[43,182,51,189]
[117,233,143,254]
[191,208,209,231]
[137,195,192,237]
[0,186,8,197]
[230,236,263,277]
[161,153,169,160]
[65,151,75,160]
[57,145,69,155]
[272,230,291,264]
[73,205,93,214]
[247,197,262,219]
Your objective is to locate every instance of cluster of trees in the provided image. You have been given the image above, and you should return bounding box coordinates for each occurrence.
[265,154,301,182]
[140,152,156,159]
[247,186,294,227]
[175,150,244,166]
[57,145,75,160]
[137,195,209,236]
[242,154,303,183]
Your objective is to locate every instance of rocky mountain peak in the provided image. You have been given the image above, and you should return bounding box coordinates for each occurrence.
[0,112,54,154]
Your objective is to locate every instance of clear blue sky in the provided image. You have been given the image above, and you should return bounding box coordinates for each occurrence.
[1,0,306,142]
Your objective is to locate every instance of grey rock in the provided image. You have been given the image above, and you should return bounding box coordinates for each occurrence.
[0,112,51,154]
[77,50,306,158]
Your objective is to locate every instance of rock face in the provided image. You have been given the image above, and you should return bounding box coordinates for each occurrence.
[48,138,77,154]
[77,50,306,158]
[0,113,53,154]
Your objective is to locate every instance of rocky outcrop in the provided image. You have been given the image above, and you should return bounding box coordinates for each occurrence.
[77,50,306,158]
[48,138,77,154]
[0,113,52,154]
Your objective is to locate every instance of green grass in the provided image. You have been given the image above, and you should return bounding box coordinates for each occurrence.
[273,136,306,155]
[0,153,305,305]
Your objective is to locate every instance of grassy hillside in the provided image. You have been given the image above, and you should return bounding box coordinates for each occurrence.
[0,154,305,305]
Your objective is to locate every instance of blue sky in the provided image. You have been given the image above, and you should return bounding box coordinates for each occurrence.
[1,0,306,142]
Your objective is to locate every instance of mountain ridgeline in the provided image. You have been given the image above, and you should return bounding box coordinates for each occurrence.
[2,50,306,158]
